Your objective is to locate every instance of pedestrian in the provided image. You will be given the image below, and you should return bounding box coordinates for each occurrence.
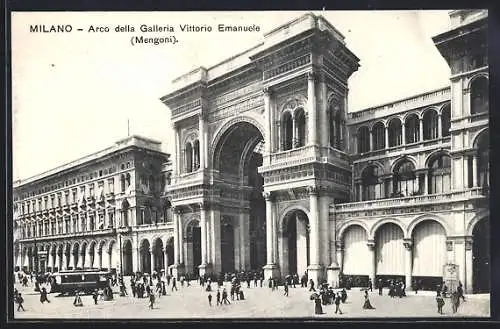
[284,282,289,297]
[216,289,221,306]
[368,278,373,292]
[334,292,343,314]
[208,293,212,306]
[222,288,231,305]
[92,289,98,305]
[378,279,383,295]
[457,281,465,302]
[73,291,83,307]
[362,290,375,309]
[259,275,263,288]
[309,279,316,292]
[149,291,155,309]
[451,291,460,314]
[40,287,50,304]
[172,277,178,291]
[314,295,323,315]
[436,290,445,314]
[16,293,25,311]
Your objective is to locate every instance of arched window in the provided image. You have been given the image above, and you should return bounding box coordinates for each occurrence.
[372,122,385,150]
[193,140,200,170]
[428,154,451,194]
[125,173,131,187]
[441,104,451,137]
[423,109,438,140]
[160,174,166,191]
[405,114,420,144]
[282,112,293,151]
[477,131,489,188]
[471,76,489,115]
[357,126,370,153]
[329,109,342,149]
[393,160,418,197]
[294,109,306,148]
[388,118,402,147]
[185,142,193,173]
[120,175,126,193]
[148,175,155,192]
[361,166,383,201]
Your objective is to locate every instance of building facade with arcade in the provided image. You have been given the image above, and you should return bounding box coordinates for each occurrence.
[161,10,489,293]
[13,135,175,277]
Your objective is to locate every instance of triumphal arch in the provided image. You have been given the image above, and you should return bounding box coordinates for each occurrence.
[161,13,359,285]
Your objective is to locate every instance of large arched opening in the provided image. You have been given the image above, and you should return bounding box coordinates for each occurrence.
[165,237,175,275]
[152,238,164,273]
[342,225,370,285]
[281,209,310,277]
[140,239,151,274]
[374,223,405,284]
[122,239,133,275]
[472,216,490,293]
[186,221,201,275]
[411,220,447,290]
[213,120,266,272]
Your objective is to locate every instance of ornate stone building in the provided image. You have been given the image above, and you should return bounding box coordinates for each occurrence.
[13,136,174,276]
[12,10,489,295]
[161,10,488,293]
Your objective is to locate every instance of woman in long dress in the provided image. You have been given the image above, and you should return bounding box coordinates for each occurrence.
[362,290,375,309]
[314,296,323,314]
[73,291,83,307]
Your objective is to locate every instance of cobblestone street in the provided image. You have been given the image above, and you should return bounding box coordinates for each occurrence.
[13,281,490,319]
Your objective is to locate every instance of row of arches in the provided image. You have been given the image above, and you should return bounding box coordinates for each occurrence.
[357,129,488,201]
[357,105,451,153]
[340,216,489,293]
[280,101,345,151]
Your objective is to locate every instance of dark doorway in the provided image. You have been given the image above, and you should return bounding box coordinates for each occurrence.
[249,151,266,270]
[288,216,298,275]
[473,216,490,293]
[122,240,133,275]
[192,227,202,274]
[221,218,235,273]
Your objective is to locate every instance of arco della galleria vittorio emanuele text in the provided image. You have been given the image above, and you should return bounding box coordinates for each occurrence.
[13,10,489,295]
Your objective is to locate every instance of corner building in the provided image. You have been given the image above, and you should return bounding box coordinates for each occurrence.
[13,136,174,276]
[161,10,489,294]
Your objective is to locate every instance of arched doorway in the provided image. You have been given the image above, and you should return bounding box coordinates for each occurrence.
[165,237,174,275]
[64,244,71,270]
[186,221,201,275]
[220,216,235,273]
[473,216,490,293]
[72,243,79,270]
[213,120,266,273]
[282,210,309,276]
[342,225,370,279]
[140,239,151,274]
[153,238,164,273]
[80,242,87,269]
[411,220,446,290]
[88,242,96,269]
[375,223,405,283]
[122,240,133,275]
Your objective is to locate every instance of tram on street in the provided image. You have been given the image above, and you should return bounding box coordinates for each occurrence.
[50,269,111,295]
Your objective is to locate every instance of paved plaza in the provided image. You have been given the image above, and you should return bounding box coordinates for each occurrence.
[13,280,489,319]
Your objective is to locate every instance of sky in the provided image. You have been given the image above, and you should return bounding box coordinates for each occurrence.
[12,10,452,181]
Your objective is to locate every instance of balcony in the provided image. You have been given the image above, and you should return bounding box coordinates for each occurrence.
[172,170,204,187]
[334,187,487,213]
[262,145,350,172]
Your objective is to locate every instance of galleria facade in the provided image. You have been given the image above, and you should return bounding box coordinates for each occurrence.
[13,10,489,294]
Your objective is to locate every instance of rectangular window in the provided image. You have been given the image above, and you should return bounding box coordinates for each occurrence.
[89,184,94,197]
[109,212,114,228]
[108,178,114,194]
[89,216,94,231]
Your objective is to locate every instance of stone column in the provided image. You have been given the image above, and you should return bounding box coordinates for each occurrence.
[307,187,323,286]
[48,252,54,272]
[319,74,329,147]
[263,88,272,155]
[173,124,179,177]
[384,126,389,149]
[239,212,245,271]
[358,183,363,202]
[463,156,470,189]
[263,192,278,279]
[367,240,376,285]
[404,239,413,290]
[198,202,210,275]
[401,122,406,145]
[172,207,184,278]
[198,114,206,170]
[465,238,474,294]
[163,248,168,271]
[97,250,102,269]
[210,205,222,273]
[438,113,442,138]
[472,154,478,187]
[369,129,374,151]
[149,248,154,274]
[419,118,424,142]
[336,241,344,273]
[307,72,317,146]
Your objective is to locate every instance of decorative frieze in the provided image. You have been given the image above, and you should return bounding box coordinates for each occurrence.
[208,95,264,122]
[263,54,312,80]
[171,98,202,117]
